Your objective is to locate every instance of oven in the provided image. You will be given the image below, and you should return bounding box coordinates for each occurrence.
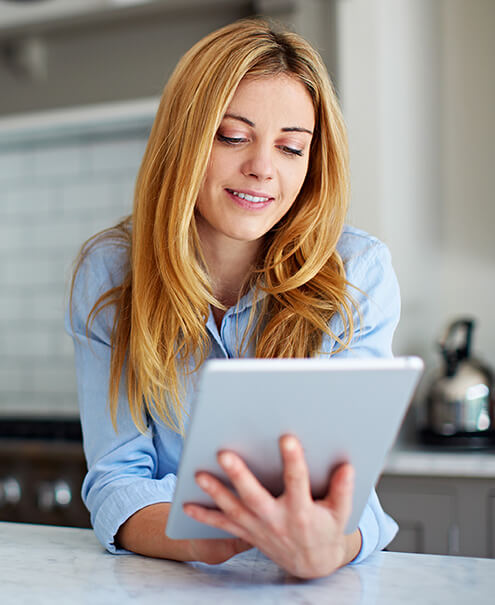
[0,418,90,528]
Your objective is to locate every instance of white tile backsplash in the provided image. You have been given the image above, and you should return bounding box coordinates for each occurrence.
[4,258,61,287]
[31,143,86,180]
[0,116,150,417]
[88,137,148,175]
[0,150,26,182]
[0,363,27,397]
[5,186,60,217]
[0,293,29,321]
[3,326,56,358]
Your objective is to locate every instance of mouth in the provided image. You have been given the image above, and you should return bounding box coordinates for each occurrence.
[225,188,275,209]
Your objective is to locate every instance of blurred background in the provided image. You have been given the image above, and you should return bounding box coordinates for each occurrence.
[0,0,494,557]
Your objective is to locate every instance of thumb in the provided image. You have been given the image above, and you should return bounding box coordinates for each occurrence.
[323,463,354,529]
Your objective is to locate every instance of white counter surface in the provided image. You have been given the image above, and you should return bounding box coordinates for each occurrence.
[1,522,494,604]
[384,446,495,477]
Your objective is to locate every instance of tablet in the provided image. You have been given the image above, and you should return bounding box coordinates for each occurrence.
[166,356,423,539]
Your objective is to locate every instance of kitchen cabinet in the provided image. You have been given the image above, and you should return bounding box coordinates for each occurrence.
[377,479,457,555]
[489,494,495,557]
[377,451,495,558]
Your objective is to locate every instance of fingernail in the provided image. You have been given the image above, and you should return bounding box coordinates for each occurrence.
[284,437,297,451]
[196,474,210,489]
[219,452,234,469]
[346,468,355,484]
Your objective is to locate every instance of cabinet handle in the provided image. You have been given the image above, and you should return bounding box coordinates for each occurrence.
[37,480,72,511]
[0,477,22,505]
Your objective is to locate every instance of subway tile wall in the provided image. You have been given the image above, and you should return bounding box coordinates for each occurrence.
[0,125,150,417]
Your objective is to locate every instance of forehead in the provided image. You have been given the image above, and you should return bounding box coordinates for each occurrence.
[225,75,315,128]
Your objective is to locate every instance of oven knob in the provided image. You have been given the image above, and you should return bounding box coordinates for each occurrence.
[37,480,72,511]
[0,477,22,505]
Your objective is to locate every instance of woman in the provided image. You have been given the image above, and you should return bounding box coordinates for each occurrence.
[67,18,399,579]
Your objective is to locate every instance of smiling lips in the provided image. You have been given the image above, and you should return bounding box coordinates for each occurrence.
[225,188,275,208]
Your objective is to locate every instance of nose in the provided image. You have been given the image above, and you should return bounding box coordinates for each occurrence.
[241,142,274,181]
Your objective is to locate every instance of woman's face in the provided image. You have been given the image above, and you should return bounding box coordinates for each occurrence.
[196,74,315,250]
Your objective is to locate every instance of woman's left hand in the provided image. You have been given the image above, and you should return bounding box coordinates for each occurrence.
[183,435,361,579]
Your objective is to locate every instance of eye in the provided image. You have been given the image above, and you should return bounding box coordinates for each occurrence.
[217,134,248,145]
[278,145,304,157]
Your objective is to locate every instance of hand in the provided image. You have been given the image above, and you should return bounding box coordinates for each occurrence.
[183,435,360,579]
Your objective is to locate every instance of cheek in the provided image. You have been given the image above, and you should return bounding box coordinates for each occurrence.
[195,177,215,220]
[283,162,310,200]
[195,179,208,210]
[197,153,223,203]
[202,147,233,186]
[198,150,219,191]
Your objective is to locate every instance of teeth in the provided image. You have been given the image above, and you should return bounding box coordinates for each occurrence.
[231,190,269,203]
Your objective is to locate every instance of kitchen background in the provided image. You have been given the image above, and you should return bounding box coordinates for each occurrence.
[0,0,494,555]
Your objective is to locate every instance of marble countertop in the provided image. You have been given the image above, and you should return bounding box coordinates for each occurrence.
[1,522,494,604]
[383,445,495,477]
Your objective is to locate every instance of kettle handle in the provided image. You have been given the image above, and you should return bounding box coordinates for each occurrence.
[439,318,475,376]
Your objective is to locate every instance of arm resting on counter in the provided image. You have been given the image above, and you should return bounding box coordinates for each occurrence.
[116,502,252,565]
[116,501,362,571]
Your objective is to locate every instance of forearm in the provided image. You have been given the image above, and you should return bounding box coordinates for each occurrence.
[116,502,193,560]
[116,502,251,565]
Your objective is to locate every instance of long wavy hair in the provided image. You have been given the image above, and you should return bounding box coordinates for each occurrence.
[70,18,357,434]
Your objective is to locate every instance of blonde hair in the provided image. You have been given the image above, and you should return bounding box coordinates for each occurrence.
[70,18,356,434]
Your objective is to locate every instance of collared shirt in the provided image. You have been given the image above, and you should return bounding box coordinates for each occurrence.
[66,224,400,563]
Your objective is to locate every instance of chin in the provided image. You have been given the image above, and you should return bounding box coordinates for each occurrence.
[229,230,266,243]
[221,221,269,243]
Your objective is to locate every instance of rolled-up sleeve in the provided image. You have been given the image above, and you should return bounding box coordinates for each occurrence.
[350,489,398,564]
[328,229,401,562]
[65,245,176,554]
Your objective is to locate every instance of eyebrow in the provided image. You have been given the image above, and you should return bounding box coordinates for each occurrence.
[223,113,313,136]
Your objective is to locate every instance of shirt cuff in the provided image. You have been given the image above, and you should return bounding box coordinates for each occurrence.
[92,473,177,554]
[349,502,398,565]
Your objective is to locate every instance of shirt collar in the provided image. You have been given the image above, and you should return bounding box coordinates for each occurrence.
[232,284,268,315]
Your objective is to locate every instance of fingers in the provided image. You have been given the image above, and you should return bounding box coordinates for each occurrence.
[280,435,312,510]
[217,451,275,519]
[186,460,268,538]
[323,463,354,529]
[183,500,251,542]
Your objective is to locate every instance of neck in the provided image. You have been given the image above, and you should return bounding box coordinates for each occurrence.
[199,233,261,308]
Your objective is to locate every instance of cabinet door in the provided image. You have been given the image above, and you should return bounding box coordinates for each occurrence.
[489,494,495,558]
[377,477,458,555]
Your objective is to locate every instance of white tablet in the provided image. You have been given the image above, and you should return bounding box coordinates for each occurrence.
[166,356,423,539]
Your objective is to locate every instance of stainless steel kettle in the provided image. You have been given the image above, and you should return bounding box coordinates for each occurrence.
[421,318,494,448]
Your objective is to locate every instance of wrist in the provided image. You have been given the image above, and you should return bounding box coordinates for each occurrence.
[341,529,362,567]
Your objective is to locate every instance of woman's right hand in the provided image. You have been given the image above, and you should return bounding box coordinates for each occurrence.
[116,502,252,564]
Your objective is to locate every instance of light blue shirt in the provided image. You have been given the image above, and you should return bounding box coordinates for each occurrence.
[66,224,400,563]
